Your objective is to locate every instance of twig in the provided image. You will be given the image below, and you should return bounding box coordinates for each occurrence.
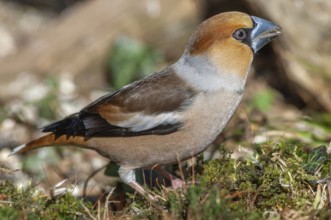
[103,187,116,220]
[81,201,97,220]
[83,165,107,197]
[97,200,101,220]
[176,153,185,182]
[327,181,331,209]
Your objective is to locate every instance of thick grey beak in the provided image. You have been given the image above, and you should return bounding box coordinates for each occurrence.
[250,16,282,53]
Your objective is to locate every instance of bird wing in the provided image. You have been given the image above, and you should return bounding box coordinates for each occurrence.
[43,67,197,138]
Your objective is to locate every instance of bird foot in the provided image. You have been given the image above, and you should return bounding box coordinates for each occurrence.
[153,166,185,189]
[171,177,185,189]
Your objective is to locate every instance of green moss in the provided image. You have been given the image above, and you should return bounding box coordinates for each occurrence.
[165,182,262,220]
[0,207,20,220]
[0,181,95,220]
[197,142,331,217]
[167,190,186,218]
[302,145,328,174]
[203,148,237,187]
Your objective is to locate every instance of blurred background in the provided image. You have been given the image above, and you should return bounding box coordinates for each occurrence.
[0,0,330,207]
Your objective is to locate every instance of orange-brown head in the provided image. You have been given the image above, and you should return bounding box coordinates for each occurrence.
[186,12,281,78]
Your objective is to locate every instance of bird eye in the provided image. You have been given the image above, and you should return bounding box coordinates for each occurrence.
[233,29,247,41]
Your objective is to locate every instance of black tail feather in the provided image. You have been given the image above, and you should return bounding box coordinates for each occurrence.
[42,114,85,138]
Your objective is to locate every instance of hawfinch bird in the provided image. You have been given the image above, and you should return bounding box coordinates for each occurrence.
[12,12,281,201]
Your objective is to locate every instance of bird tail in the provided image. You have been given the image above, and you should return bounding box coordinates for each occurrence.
[10,133,86,155]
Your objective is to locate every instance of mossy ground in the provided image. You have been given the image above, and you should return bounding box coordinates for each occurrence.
[1,142,331,219]
[0,181,95,219]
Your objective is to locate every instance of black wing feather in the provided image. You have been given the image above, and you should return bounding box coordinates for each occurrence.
[42,112,182,139]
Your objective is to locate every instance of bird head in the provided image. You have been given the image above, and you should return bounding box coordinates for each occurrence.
[185,12,281,78]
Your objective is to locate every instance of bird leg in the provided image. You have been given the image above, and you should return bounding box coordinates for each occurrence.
[118,166,159,202]
[154,166,185,189]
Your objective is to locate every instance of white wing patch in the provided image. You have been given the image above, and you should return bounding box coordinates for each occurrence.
[116,112,181,132]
